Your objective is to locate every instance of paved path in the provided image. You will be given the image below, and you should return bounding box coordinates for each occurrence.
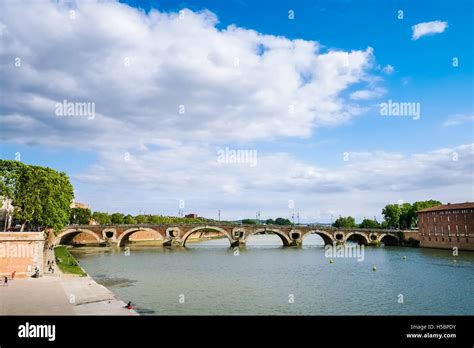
[1,234,137,315]
[0,275,138,315]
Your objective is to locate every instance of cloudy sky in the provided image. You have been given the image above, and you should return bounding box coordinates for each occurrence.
[0,0,473,222]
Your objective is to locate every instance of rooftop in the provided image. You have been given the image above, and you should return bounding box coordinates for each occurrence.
[418,202,474,213]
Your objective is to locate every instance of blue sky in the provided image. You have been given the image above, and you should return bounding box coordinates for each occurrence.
[0,0,472,221]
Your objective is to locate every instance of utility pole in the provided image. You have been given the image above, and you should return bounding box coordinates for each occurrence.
[218,210,221,222]
[297,212,300,225]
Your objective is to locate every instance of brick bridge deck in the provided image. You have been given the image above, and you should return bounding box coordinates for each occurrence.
[57,224,416,248]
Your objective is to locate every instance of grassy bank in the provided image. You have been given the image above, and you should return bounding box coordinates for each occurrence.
[54,246,87,276]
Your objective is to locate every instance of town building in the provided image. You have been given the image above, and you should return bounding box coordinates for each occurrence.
[417,202,474,251]
[185,213,198,219]
[70,201,89,209]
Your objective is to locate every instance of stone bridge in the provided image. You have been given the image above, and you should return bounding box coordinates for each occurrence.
[56,224,412,248]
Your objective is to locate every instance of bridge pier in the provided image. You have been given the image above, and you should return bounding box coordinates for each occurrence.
[289,239,302,247]
[163,238,182,247]
[230,240,246,248]
[106,240,118,247]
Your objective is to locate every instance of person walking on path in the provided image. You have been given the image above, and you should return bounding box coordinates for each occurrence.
[3,276,8,286]
[11,271,15,279]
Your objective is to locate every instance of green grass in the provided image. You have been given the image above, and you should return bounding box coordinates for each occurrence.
[54,246,87,276]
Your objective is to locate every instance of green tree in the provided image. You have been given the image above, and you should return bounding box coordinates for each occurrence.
[242,219,257,224]
[382,200,442,229]
[332,216,357,228]
[265,218,275,225]
[110,213,125,224]
[410,200,442,227]
[359,218,380,229]
[124,214,137,224]
[382,204,402,229]
[70,207,92,225]
[149,215,165,224]
[92,211,111,225]
[399,203,413,229]
[0,159,23,200]
[135,214,149,224]
[274,217,292,225]
[0,160,74,232]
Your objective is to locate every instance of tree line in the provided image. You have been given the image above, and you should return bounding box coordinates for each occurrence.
[241,218,292,225]
[70,208,209,225]
[332,200,441,229]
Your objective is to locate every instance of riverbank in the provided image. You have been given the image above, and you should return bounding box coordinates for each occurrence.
[54,245,87,276]
[0,239,138,315]
[0,273,138,315]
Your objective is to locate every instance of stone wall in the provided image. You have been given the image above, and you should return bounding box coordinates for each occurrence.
[419,235,473,251]
[401,231,420,241]
[0,232,45,278]
[418,207,474,251]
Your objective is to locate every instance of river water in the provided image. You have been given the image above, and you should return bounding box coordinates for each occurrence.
[70,235,474,315]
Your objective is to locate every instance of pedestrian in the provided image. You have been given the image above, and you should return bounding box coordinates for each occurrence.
[4,276,8,286]
[11,271,15,279]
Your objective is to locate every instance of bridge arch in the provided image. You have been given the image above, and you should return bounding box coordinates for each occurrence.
[244,228,291,246]
[117,227,163,247]
[344,232,370,245]
[302,230,335,245]
[57,228,102,245]
[378,233,400,246]
[181,226,233,247]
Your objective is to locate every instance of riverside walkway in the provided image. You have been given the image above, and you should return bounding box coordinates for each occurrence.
[0,271,137,315]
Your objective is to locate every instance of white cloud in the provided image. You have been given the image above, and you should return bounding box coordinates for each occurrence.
[349,88,386,100]
[442,114,474,127]
[382,64,394,74]
[0,0,378,150]
[74,143,474,221]
[1,1,469,222]
[412,20,448,40]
